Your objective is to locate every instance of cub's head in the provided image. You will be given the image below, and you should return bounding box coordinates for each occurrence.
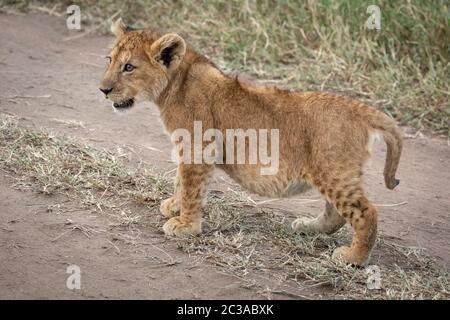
[99,18,186,111]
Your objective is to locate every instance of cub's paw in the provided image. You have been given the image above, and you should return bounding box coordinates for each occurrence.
[332,246,369,266]
[291,217,317,233]
[162,217,202,237]
[160,197,180,218]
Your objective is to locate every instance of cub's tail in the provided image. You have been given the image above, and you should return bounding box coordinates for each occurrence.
[367,110,403,190]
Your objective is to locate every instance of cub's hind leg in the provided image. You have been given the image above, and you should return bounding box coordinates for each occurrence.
[312,172,378,266]
[330,195,378,266]
[292,201,345,235]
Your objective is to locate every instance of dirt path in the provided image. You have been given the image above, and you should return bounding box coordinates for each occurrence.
[0,12,449,299]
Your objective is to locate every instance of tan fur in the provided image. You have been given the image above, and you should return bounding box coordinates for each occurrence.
[100,20,403,266]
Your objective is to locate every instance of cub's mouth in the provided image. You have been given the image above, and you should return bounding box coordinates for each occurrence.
[113,98,135,110]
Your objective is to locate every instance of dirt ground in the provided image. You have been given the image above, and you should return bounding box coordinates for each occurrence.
[0,12,449,299]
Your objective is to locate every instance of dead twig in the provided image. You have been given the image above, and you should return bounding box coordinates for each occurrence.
[63,10,122,41]
[374,201,407,207]
[5,94,51,99]
[29,4,62,17]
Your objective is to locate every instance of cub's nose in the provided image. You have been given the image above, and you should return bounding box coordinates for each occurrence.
[99,87,113,96]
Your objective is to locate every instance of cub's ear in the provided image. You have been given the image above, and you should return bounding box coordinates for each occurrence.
[149,34,186,71]
[111,18,127,38]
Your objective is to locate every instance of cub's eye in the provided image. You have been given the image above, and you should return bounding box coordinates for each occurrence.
[105,56,111,64]
[123,63,135,72]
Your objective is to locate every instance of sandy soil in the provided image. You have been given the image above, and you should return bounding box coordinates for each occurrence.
[0,12,448,299]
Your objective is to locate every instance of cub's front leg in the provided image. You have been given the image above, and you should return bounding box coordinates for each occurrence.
[162,163,213,237]
[160,167,181,218]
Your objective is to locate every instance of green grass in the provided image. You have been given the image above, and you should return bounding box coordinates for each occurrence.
[1,113,449,299]
[2,0,448,136]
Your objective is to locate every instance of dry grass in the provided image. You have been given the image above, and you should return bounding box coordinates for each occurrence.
[1,113,448,299]
[2,0,448,136]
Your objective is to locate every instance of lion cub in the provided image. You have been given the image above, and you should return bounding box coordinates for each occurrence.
[100,19,402,266]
